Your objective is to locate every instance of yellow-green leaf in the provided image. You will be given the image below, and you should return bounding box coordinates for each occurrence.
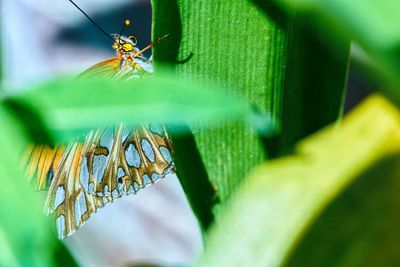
[197,94,400,266]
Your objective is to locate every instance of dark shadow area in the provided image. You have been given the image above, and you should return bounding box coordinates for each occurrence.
[344,64,374,113]
[261,135,281,158]
[275,16,350,156]
[152,0,183,64]
[249,0,288,30]
[172,125,217,230]
[54,243,79,267]
[176,52,193,64]
[4,99,55,146]
[285,153,400,267]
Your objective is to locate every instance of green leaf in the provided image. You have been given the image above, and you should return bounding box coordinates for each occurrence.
[152,0,349,225]
[6,75,263,143]
[196,94,400,266]
[153,0,278,209]
[0,104,74,267]
[272,0,400,89]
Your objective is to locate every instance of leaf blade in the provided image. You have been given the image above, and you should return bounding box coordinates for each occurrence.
[7,75,265,143]
[196,94,400,266]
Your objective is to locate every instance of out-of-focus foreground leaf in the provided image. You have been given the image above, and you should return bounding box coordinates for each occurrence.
[5,74,270,231]
[152,0,349,225]
[196,94,400,267]
[0,105,75,267]
[272,0,400,89]
[6,75,263,143]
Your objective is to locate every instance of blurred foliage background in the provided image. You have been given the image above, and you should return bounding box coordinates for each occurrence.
[2,0,400,267]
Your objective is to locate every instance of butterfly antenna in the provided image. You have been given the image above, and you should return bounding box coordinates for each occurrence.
[133,33,170,58]
[119,19,131,38]
[68,0,114,42]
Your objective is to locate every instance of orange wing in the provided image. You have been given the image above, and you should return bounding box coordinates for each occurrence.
[25,145,66,191]
[79,56,152,80]
[79,57,121,78]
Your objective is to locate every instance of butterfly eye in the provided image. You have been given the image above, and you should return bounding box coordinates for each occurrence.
[128,36,138,45]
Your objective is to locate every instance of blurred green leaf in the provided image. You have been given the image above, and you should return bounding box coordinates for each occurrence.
[0,104,74,267]
[272,0,400,89]
[196,94,400,266]
[6,73,271,231]
[6,74,267,143]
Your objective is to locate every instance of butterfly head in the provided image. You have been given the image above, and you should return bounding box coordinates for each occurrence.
[111,34,139,55]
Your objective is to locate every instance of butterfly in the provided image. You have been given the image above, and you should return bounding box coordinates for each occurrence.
[25,15,174,239]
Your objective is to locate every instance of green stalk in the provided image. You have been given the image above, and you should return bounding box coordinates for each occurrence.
[152,0,349,228]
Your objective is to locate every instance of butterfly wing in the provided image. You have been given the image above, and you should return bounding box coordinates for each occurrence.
[26,52,175,238]
[81,124,174,197]
[79,56,153,80]
[43,124,174,239]
[25,145,66,190]
[44,140,107,239]
[25,57,122,187]
[78,57,121,78]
